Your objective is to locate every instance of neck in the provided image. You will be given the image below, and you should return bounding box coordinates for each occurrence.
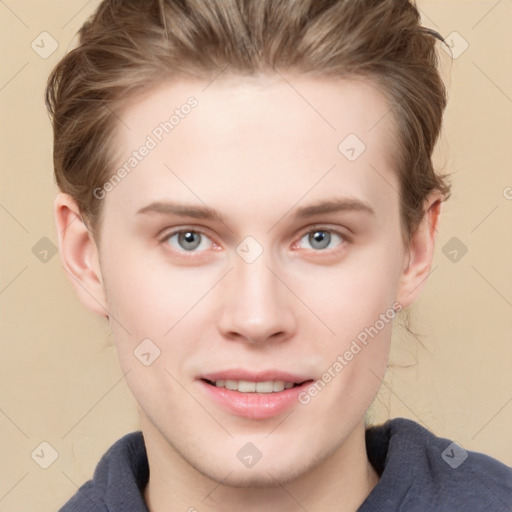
[142,414,379,512]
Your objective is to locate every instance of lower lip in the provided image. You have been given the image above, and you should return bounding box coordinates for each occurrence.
[198,380,312,419]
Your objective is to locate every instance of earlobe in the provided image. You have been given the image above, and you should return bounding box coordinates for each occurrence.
[54,193,108,317]
[395,192,443,308]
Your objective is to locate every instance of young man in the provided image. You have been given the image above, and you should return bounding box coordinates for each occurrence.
[47,0,512,510]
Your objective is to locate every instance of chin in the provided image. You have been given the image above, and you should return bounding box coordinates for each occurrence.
[201,463,308,489]
[187,447,325,489]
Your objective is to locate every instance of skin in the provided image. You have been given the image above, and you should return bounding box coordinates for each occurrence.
[55,73,441,512]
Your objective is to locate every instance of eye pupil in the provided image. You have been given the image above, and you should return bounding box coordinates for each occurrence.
[178,231,201,250]
[309,230,331,249]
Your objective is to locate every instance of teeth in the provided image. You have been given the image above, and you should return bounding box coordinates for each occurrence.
[214,379,297,393]
[225,380,238,391]
[272,381,284,392]
[256,381,273,393]
[238,381,256,392]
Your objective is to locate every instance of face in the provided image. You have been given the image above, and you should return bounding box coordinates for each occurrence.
[95,74,411,486]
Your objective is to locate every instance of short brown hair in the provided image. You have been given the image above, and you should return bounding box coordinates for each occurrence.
[46,0,450,241]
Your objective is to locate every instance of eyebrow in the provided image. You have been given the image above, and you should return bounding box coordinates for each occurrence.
[136,197,375,222]
[293,198,375,219]
[136,201,225,222]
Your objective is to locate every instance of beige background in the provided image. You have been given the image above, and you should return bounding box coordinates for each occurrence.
[1,1,511,510]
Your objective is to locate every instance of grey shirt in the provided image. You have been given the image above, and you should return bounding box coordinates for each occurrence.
[59,418,512,511]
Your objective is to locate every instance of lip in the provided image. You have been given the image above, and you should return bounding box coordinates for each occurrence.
[197,369,314,420]
[201,369,312,383]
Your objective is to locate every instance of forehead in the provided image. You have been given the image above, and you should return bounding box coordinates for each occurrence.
[106,74,399,223]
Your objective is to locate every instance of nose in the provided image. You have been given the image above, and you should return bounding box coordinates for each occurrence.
[217,255,297,346]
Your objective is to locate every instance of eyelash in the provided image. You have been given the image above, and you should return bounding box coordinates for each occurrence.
[159,225,349,257]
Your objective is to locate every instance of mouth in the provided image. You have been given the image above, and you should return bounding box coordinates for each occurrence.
[201,378,307,393]
[197,371,314,419]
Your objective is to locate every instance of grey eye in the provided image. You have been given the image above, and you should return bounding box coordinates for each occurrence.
[298,230,343,250]
[167,231,209,251]
[179,231,201,250]
[309,230,331,249]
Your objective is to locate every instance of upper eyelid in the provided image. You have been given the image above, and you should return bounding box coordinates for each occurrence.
[160,226,214,242]
[299,224,345,234]
[295,225,350,242]
[160,225,348,237]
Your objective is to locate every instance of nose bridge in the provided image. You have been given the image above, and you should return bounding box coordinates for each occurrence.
[218,250,295,343]
[240,258,275,309]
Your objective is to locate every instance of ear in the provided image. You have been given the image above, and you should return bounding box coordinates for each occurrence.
[395,191,443,308]
[54,193,108,317]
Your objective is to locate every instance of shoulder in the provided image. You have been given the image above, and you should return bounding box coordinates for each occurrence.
[361,418,512,512]
[59,431,149,512]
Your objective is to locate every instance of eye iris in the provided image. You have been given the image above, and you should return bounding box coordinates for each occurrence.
[309,230,331,249]
[178,231,201,250]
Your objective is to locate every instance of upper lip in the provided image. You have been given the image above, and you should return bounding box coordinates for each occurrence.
[200,369,313,384]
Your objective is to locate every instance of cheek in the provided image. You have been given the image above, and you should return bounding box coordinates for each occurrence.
[100,252,208,406]
[286,241,400,403]
[301,290,394,421]
[290,244,402,334]
[102,247,218,334]
[101,245,229,389]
